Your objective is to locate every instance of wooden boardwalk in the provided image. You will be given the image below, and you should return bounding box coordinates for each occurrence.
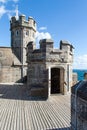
[0,84,71,130]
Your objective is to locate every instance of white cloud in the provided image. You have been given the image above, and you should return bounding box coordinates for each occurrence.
[0,0,19,3]
[7,12,12,19]
[39,26,47,30]
[0,5,6,18]
[0,0,19,19]
[35,31,52,42]
[0,5,17,19]
[35,31,52,48]
[0,0,6,3]
[73,54,87,69]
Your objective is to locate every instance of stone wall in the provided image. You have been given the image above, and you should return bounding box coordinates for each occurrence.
[72,72,78,86]
[10,15,36,64]
[0,66,21,83]
[27,63,48,98]
[71,81,87,130]
[27,39,74,98]
[0,47,26,83]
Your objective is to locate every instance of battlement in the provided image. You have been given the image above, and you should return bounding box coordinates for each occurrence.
[10,14,36,65]
[1,12,74,97]
[10,15,36,31]
[40,39,54,52]
[27,39,74,63]
[60,40,74,52]
[27,39,74,97]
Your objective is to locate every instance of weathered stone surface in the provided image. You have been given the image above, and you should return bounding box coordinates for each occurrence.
[27,38,74,98]
[0,47,13,66]
[0,14,37,83]
[71,81,87,130]
[0,47,28,83]
[0,67,21,83]
[72,72,78,86]
[0,13,74,99]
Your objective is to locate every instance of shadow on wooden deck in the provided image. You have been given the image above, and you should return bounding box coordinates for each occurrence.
[47,128,70,130]
[0,84,47,101]
[0,84,71,130]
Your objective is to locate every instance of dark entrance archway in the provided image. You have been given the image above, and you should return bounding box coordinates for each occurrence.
[51,68,64,94]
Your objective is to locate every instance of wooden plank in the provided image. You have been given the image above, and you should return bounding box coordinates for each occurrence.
[0,85,71,130]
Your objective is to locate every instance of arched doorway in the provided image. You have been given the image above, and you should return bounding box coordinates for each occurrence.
[51,67,64,94]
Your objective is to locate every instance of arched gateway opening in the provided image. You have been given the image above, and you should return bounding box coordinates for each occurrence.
[51,68,64,94]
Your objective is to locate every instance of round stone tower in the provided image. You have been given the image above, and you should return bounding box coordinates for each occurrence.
[10,14,36,80]
[10,15,36,64]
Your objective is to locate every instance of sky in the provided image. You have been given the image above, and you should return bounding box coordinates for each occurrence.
[0,0,87,69]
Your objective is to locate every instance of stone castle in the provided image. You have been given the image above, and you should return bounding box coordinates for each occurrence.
[0,14,74,97]
[0,15,36,83]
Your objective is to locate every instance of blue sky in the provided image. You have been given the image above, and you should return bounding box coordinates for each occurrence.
[0,0,87,69]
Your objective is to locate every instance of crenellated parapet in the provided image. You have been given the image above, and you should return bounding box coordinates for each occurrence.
[27,38,74,98]
[27,39,74,64]
[10,15,36,32]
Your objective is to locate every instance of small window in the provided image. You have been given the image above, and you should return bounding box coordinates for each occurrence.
[26,31,29,36]
[16,30,19,36]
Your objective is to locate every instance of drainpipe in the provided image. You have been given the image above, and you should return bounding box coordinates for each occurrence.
[74,80,85,130]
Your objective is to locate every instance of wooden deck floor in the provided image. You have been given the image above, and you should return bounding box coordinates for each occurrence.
[0,84,71,130]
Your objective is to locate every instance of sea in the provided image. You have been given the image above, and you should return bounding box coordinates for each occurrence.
[73,69,87,81]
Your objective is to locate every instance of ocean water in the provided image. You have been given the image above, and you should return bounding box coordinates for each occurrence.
[73,69,87,81]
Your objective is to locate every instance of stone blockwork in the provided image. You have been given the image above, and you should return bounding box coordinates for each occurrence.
[10,15,36,64]
[0,47,22,83]
[72,72,78,86]
[27,39,74,98]
[0,14,36,83]
[0,13,74,92]
[27,63,48,97]
[0,67,22,83]
[71,81,87,130]
[10,15,36,79]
